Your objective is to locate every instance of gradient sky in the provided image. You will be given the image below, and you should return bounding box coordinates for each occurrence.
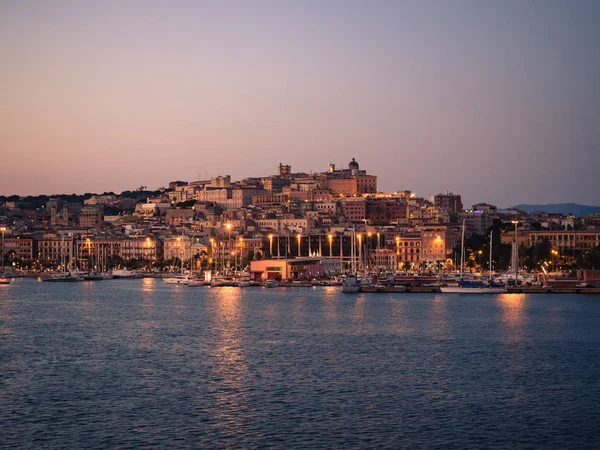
[1,0,599,207]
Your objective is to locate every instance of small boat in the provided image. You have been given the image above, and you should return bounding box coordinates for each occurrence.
[0,277,11,285]
[42,272,83,282]
[264,279,278,288]
[83,272,104,281]
[238,281,251,288]
[163,275,191,284]
[111,269,137,279]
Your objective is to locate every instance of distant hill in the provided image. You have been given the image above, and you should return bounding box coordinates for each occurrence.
[509,203,600,216]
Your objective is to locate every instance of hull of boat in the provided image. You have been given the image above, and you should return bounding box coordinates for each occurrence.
[440,287,507,294]
[342,286,361,293]
[163,278,189,284]
[83,275,104,281]
[43,277,81,282]
[111,270,137,279]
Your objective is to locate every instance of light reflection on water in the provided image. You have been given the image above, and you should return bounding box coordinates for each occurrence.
[321,286,339,323]
[428,294,450,341]
[497,293,527,343]
[209,287,251,430]
[350,295,366,334]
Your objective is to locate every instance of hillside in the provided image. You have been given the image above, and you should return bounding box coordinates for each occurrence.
[509,203,600,216]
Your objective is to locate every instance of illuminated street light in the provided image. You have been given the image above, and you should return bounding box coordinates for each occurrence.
[0,226,6,271]
[226,223,232,271]
[511,220,519,283]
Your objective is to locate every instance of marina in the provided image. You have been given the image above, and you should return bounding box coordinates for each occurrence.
[3,271,600,294]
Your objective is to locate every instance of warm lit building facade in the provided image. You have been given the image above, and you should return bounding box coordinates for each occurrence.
[76,237,160,265]
[250,257,324,281]
[2,237,34,262]
[37,236,73,265]
[395,233,422,269]
[527,231,600,251]
[419,226,450,264]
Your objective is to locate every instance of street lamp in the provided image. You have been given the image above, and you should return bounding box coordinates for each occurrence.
[239,237,243,270]
[0,226,6,271]
[297,234,301,257]
[357,233,363,272]
[226,223,232,272]
[268,234,273,258]
[376,231,380,273]
[551,249,559,271]
[367,232,372,271]
[328,234,333,258]
[511,220,519,284]
[395,236,400,271]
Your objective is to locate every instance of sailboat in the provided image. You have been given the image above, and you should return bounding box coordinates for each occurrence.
[164,233,191,284]
[43,234,84,282]
[440,222,506,294]
[342,226,361,293]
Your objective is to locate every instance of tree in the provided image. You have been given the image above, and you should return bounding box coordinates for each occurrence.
[175,200,196,209]
[576,246,600,269]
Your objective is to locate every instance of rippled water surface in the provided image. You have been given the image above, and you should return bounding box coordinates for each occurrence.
[1,278,600,449]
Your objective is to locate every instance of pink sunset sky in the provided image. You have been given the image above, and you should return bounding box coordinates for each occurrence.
[1,0,599,207]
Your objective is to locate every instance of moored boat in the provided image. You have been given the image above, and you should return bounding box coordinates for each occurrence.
[264,279,278,288]
[42,272,83,282]
[440,226,506,294]
[163,275,191,284]
[111,269,137,279]
[440,284,506,294]
[342,274,361,293]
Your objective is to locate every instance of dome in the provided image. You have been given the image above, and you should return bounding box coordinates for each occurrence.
[348,158,359,170]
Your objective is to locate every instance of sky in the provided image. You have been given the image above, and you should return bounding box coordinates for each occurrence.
[1,0,599,207]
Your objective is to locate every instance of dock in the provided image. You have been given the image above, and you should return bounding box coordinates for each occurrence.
[506,286,600,294]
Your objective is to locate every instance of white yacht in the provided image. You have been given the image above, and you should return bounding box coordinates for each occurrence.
[111,269,137,279]
[163,274,191,285]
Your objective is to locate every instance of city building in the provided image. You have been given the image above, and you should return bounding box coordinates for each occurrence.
[434,192,463,214]
[79,206,103,228]
[250,257,324,281]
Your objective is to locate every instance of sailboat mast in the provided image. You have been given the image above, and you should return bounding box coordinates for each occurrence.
[351,226,355,274]
[460,218,465,279]
[489,230,493,282]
